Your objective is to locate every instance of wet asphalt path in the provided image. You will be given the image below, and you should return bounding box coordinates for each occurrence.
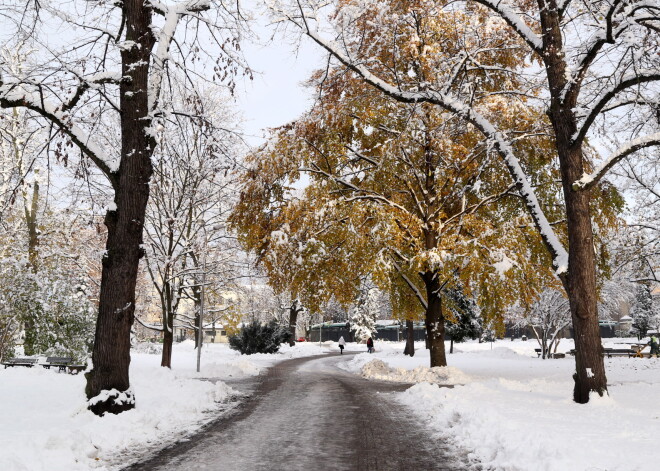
[124,353,470,471]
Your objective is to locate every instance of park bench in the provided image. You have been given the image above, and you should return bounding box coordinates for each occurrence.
[568,348,636,357]
[42,357,73,372]
[2,358,38,368]
[603,348,636,358]
[534,348,565,358]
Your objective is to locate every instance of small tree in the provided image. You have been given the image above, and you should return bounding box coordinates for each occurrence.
[228,320,290,355]
[631,284,657,340]
[444,288,482,354]
[515,289,572,359]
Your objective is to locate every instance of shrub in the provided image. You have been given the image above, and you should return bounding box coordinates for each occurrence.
[228,319,290,355]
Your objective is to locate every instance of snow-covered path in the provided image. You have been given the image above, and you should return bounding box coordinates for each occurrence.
[125,353,470,471]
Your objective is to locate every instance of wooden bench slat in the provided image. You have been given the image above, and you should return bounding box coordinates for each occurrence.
[2,358,38,368]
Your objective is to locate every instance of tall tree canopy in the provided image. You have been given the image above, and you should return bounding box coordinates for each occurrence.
[231,0,623,367]
[271,0,647,402]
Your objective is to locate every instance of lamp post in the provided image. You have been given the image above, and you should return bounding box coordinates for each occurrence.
[195,224,217,374]
[196,259,205,373]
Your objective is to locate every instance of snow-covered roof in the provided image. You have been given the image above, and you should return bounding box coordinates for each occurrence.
[203,323,225,329]
[310,322,349,329]
[375,319,399,326]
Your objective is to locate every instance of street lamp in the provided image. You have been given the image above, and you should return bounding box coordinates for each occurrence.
[195,223,219,373]
[196,255,205,373]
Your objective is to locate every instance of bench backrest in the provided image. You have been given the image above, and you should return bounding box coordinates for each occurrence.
[46,357,73,364]
[4,358,38,364]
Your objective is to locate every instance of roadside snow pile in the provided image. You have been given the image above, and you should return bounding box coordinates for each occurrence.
[378,339,660,471]
[196,358,263,378]
[361,359,471,385]
[0,341,329,471]
[0,364,239,471]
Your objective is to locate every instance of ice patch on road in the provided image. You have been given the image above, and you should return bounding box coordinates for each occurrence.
[360,359,471,385]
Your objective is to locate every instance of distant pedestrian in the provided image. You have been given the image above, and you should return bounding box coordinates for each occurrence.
[338,336,346,354]
[367,337,374,353]
[649,335,659,358]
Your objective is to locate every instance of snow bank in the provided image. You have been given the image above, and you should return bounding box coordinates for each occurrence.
[0,363,238,470]
[359,358,472,384]
[0,341,330,470]
[361,339,660,471]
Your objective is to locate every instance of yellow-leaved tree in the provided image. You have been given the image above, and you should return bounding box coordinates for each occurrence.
[230,0,621,366]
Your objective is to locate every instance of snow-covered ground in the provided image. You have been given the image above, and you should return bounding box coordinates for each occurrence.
[0,340,332,471]
[1,338,657,470]
[340,338,660,471]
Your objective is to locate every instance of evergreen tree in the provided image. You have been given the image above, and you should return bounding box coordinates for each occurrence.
[444,288,482,353]
[350,288,379,342]
[631,285,656,339]
[228,320,290,355]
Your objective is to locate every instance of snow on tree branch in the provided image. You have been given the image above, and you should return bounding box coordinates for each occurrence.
[573,132,660,191]
[572,71,660,147]
[0,82,118,179]
[470,0,543,55]
[390,256,428,309]
[148,1,212,112]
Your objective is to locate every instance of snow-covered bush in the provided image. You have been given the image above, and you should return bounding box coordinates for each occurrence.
[0,256,95,362]
[351,287,380,342]
[228,320,290,355]
[0,309,19,362]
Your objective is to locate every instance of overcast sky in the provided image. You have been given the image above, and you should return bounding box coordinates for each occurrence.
[234,12,324,147]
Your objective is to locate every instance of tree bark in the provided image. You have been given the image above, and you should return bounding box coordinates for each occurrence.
[539,0,607,402]
[193,283,202,349]
[22,175,39,356]
[85,1,155,415]
[161,329,173,368]
[403,319,415,356]
[160,277,175,367]
[288,300,302,347]
[423,272,447,367]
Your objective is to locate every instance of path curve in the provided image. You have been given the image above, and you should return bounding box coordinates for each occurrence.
[124,353,471,471]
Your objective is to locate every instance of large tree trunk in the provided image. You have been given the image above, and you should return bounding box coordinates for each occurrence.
[403,319,415,356]
[288,300,302,347]
[423,272,447,367]
[540,1,607,402]
[22,179,39,356]
[85,1,155,415]
[561,161,607,401]
[160,279,175,367]
[161,300,174,368]
[161,328,173,368]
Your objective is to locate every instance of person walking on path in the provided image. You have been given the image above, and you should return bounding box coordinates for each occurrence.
[338,336,346,354]
[649,335,660,358]
[367,337,374,353]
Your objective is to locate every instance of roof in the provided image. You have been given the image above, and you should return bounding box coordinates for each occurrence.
[310,322,350,329]
[375,320,399,326]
